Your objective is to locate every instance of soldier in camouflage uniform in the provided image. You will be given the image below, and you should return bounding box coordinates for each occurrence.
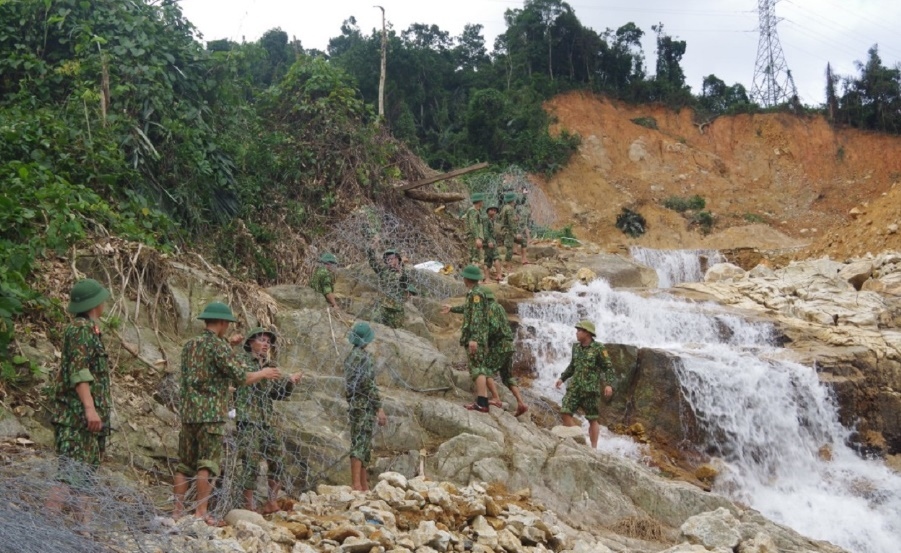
[515,191,532,265]
[344,322,386,491]
[173,302,281,523]
[366,244,413,329]
[48,279,111,513]
[483,204,502,282]
[234,327,302,514]
[555,320,618,448]
[482,289,528,417]
[463,193,486,268]
[311,252,341,310]
[499,192,522,271]
[441,265,493,412]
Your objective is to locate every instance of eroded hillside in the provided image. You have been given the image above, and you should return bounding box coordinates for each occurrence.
[540,91,901,257]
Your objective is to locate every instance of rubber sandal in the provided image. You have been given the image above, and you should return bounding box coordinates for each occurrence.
[514,404,529,417]
[464,402,489,413]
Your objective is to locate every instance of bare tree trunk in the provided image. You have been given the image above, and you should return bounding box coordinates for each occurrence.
[375,5,387,120]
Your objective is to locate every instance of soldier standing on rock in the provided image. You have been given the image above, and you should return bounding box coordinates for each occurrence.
[47,279,112,519]
[484,204,503,282]
[344,322,387,491]
[441,265,494,413]
[311,252,341,311]
[483,289,528,417]
[499,192,522,273]
[555,320,617,449]
[463,193,486,273]
[366,241,413,329]
[234,327,301,514]
[172,302,281,525]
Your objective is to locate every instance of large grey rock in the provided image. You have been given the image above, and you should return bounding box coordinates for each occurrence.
[738,532,778,553]
[225,509,268,528]
[704,262,746,283]
[415,401,506,444]
[838,260,874,290]
[410,520,452,552]
[566,253,658,289]
[432,433,504,483]
[266,285,327,309]
[680,508,741,550]
[0,404,26,439]
[508,265,552,292]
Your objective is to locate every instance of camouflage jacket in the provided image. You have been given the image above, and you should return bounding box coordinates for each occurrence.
[484,215,498,246]
[463,206,484,241]
[234,353,294,425]
[310,266,335,297]
[179,330,246,423]
[499,204,519,235]
[516,202,532,232]
[451,285,490,347]
[344,346,381,411]
[560,341,617,393]
[366,247,410,310]
[487,300,514,353]
[52,318,111,432]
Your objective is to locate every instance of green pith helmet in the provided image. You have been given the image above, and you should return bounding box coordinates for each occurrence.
[244,327,277,350]
[486,204,499,213]
[503,192,518,203]
[470,192,485,203]
[460,264,484,281]
[67,279,110,314]
[348,321,375,347]
[575,320,596,336]
[319,252,338,264]
[383,249,399,260]
[196,301,238,322]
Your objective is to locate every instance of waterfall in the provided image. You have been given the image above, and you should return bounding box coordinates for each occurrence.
[519,278,901,553]
[630,247,725,288]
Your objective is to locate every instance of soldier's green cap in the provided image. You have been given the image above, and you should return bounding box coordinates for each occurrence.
[383,249,399,259]
[348,321,375,347]
[319,252,338,264]
[486,204,499,212]
[503,192,518,203]
[67,278,110,314]
[575,320,596,336]
[244,327,277,349]
[197,301,238,322]
[470,192,485,203]
[460,265,483,281]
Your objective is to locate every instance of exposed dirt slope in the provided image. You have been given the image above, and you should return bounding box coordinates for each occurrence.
[541,91,901,257]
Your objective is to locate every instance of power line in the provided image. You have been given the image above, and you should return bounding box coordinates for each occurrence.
[751,0,797,106]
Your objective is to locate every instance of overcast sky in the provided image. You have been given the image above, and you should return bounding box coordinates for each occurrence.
[179,0,901,105]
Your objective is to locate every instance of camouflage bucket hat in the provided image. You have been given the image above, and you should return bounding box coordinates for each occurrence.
[503,192,518,203]
[470,192,485,203]
[319,252,338,264]
[196,301,238,322]
[67,279,110,314]
[460,264,484,281]
[348,322,375,347]
[244,326,277,350]
[575,320,596,336]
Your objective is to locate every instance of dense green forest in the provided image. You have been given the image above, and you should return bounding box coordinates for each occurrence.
[1,0,900,369]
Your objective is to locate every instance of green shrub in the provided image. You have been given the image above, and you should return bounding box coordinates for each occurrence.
[692,211,715,234]
[630,117,658,130]
[615,208,647,237]
[743,212,765,223]
[662,195,705,212]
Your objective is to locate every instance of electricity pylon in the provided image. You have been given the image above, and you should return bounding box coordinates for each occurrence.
[751,0,798,106]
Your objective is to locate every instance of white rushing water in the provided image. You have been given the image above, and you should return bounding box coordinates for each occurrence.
[630,246,725,288]
[519,277,901,553]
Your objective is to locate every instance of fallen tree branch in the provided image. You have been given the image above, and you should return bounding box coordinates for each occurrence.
[404,189,467,203]
[398,161,489,191]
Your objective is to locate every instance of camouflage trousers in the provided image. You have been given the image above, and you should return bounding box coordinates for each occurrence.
[176,422,225,477]
[487,348,517,389]
[468,347,495,380]
[484,242,498,265]
[467,240,483,264]
[348,405,377,463]
[235,422,286,490]
[561,388,600,420]
[503,233,524,261]
[373,304,404,329]
[55,424,106,489]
